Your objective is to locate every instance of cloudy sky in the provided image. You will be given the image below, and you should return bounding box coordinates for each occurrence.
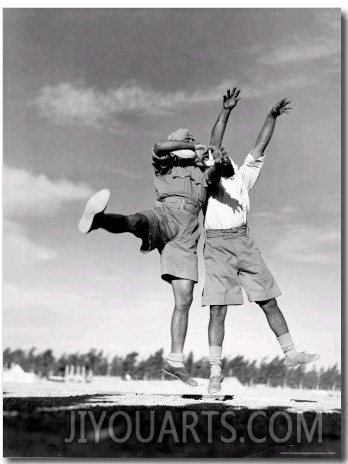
[3,9,341,368]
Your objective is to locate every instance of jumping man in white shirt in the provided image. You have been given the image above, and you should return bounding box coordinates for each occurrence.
[203,89,320,394]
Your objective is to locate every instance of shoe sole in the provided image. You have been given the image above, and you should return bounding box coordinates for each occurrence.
[162,368,198,387]
[286,355,320,368]
[78,189,110,234]
[207,387,222,394]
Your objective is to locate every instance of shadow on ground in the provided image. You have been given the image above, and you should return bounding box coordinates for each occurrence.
[3,394,341,458]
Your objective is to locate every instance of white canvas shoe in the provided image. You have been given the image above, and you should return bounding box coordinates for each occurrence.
[78,189,110,234]
[285,352,320,368]
[207,375,224,394]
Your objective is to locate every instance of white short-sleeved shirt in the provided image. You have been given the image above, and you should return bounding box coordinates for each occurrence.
[204,152,264,230]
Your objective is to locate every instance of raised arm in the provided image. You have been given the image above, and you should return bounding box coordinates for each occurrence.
[210,87,241,147]
[252,98,292,158]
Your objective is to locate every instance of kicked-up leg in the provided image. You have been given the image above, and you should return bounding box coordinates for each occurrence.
[78,189,149,241]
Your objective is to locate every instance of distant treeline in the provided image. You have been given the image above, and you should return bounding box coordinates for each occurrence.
[3,347,341,391]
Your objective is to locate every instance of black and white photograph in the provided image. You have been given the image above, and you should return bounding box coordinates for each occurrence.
[2,7,342,458]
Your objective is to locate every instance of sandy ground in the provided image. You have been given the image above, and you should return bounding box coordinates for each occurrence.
[3,376,341,412]
[3,377,341,458]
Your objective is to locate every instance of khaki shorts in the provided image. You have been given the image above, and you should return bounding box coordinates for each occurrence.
[202,226,281,306]
[140,197,201,283]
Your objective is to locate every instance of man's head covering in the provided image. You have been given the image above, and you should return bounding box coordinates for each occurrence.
[168,128,195,142]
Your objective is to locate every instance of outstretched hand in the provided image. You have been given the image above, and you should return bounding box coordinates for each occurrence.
[270,98,292,117]
[223,87,241,110]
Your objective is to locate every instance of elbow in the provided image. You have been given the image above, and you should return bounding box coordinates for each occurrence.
[210,137,221,148]
[153,141,168,154]
[251,147,264,159]
[153,142,162,154]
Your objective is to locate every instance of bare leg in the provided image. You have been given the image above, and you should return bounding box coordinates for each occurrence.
[170,278,194,353]
[257,298,320,366]
[208,305,228,346]
[162,278,198,386]
[207,305,227,393]
[256,298,288,337]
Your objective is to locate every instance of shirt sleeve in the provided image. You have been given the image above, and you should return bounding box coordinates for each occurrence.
[151,149,172,175]
[238,151,265,190]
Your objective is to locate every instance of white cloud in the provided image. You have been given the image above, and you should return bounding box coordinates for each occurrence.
[257,42,339,66]
[274,227,340,264]
[3,281,97,311]
[3,165,93,218]
[33,78,315,131]
[2,280,167,355]
[255,208,340,264]
[3,165,94,269]
[3,220,57,266]
[34,81,191,129]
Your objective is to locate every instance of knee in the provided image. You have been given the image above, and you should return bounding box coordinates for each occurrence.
[126,214,147,234]
[256,298,279,313]
[175,292,193,311]
[210,305,227,321]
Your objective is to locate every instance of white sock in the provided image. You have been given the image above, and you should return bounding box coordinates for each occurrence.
[277,333,297,358]
[167,352,185,368]
[209,345,222,377]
